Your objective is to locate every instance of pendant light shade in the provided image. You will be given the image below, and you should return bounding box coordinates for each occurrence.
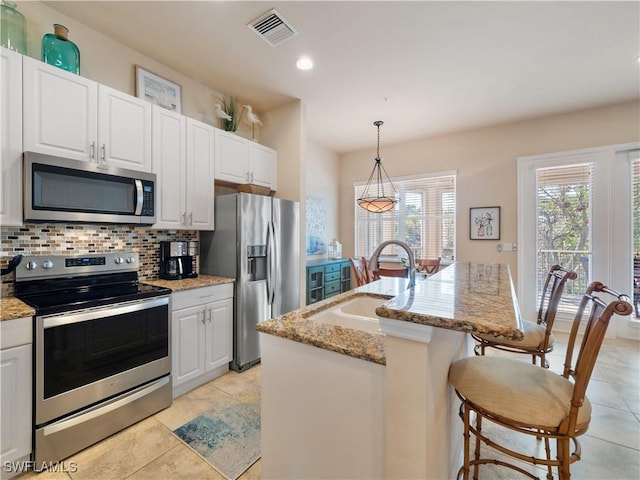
[357,121,397,213]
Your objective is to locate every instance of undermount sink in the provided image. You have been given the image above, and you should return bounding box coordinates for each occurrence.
[306,295,385,332]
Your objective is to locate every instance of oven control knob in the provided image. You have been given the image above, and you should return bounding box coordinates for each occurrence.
[43,260,54,269]
[25,261,38,270]
[126,256,135,264]
[115,257,124,264]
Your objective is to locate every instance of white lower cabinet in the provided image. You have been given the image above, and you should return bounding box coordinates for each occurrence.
[171,283,233,397]
[1,316,32,480]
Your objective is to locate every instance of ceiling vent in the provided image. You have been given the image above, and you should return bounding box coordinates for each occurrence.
[248,9,298,46]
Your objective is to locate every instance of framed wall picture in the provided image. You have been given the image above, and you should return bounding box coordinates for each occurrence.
[135,65,182,113]
[470,206,500,240]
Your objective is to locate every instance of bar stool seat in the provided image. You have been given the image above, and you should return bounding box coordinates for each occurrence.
[449,356,591,430]
[478,319,555,350]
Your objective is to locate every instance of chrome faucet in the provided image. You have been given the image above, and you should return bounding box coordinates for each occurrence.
[368,240,416,289]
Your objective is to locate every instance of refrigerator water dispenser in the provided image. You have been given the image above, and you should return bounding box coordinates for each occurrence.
[247,245,267,281]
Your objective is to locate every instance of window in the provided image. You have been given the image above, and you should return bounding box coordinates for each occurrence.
[518,143,639,338]
[536,163,592,313]
[354,172,456,261]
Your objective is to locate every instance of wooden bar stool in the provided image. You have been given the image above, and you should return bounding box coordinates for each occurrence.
[471,264,576,368]
[449,282,633,480]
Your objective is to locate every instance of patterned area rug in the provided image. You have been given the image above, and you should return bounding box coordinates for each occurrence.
[173,386,261,480]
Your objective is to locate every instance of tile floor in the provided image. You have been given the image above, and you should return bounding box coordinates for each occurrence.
[16,333,640,480]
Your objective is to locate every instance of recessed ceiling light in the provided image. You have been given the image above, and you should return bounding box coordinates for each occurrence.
[295,57,313,70]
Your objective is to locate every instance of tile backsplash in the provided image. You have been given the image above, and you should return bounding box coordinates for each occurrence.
[1,223,199,296]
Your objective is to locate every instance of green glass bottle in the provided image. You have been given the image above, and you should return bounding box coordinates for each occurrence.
[42,24,80,74]
[0,1,27,54]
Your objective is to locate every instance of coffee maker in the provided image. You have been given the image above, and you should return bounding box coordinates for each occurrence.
[159,241,197,280]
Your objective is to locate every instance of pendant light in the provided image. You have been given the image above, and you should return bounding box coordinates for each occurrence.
[357,121,397,213]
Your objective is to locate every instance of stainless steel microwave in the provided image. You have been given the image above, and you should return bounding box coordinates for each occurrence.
[24,152,156,225]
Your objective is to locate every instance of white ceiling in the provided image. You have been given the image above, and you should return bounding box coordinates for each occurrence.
[45,1,640,154]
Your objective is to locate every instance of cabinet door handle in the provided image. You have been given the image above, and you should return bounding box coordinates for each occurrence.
[181,212,186,226]
[207,307,212,323]
[201,309,206,324]
[90,141,96,160]
[246,171,250,182]
[250,172,254,183]
[100,144,106,163]
[189,212,193,226]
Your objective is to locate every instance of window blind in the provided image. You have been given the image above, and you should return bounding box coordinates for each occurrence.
[354,174,456,260]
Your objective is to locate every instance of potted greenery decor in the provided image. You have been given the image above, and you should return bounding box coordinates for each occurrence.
[217,96,239,132]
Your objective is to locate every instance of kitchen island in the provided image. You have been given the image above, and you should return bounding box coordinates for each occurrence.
[257,262,522,480]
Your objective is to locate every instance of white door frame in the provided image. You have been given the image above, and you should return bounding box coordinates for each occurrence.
[517,142,639,339]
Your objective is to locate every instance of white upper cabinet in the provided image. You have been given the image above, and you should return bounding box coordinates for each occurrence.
[152,107,215,230]
[214,128,277,190]
[23,57,151,171]
[249,141,277,190]
[214,128,249,183]
[97,84,152,171]
[152,106,186,229]
[186,118,215,230]
[1,47,23,226]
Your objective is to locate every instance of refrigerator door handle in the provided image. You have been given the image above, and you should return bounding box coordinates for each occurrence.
[267,220,276,305]
[266,221,274,305]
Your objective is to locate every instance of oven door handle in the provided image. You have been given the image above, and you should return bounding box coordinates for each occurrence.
[40,296,170,329]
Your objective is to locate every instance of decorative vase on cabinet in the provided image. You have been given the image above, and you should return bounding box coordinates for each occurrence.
[0,0,27,54]
[42,24,80,74]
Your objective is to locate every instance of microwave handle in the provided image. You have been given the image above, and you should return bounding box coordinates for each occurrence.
[134,179,143,215]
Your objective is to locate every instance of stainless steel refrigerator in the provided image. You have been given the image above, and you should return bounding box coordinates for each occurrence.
[200,193,300,372]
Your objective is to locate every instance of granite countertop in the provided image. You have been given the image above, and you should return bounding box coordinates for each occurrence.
[257,262,523,365]
[377,262,523,339]
[0,296,36,322]
[0,274,235,322]
[142,274,234,291]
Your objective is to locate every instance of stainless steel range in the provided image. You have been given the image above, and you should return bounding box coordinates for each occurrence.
[14,252,172,465]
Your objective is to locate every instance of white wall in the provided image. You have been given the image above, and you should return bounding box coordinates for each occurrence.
[339,100,640,282]
[305,140,340,260]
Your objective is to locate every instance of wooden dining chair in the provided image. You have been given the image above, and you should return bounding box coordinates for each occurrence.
[349,257,373,287]
[471,264,576,368]
[372,267,408,280]
[416,258,441,275]
[449,281,633,480]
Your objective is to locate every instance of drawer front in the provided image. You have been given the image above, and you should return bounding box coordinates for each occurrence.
[324,263,340,274]
[325,271,340,282]
[324,281,340,296]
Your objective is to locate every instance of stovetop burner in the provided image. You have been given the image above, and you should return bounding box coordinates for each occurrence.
[15,252,171,315]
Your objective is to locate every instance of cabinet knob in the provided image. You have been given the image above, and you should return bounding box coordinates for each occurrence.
[25,261,38,270]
